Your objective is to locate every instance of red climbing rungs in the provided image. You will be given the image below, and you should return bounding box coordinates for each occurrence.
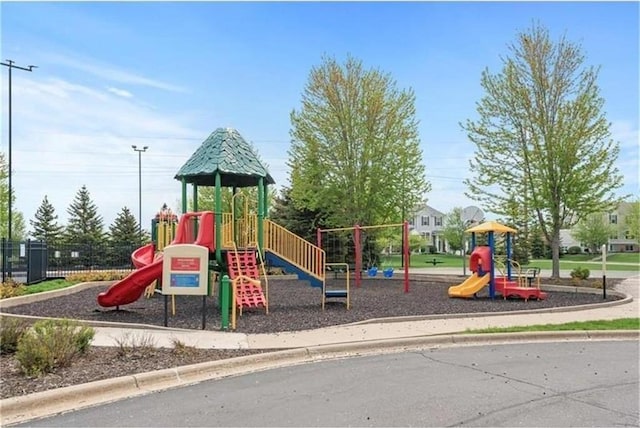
[227,249,266,310]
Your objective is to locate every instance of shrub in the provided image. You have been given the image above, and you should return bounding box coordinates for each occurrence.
[427,245,437,254]
[113,332,157,358]
[15,319,95,377]
[567,246,583,255]
[0,317,30,354]
[65,270,128,283]
[570,267,590,280]
[0,279,27,299]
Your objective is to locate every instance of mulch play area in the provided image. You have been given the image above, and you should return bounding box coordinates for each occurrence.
[1,275,622,334]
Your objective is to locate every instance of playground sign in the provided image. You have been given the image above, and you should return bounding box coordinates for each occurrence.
[162,244,208,295]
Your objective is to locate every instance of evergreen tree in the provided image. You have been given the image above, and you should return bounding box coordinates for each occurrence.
[107,206,147,266]
[530,231,546,259]
[30,196,64,243]
[109,206,143,244]
[64,186,104,267]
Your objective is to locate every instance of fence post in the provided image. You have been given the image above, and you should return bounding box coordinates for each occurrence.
[26,239,31,283]
[1,237,5,283]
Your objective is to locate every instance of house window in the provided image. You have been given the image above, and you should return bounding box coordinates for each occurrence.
[609,214,618,224]
[408,218,415,226]
[435,217,442,226]
[625,245,635,251]
[421,216,429,226]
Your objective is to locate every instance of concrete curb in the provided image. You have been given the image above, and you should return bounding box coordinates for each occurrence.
[2,331,638,426]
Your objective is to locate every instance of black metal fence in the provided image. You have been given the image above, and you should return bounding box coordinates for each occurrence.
[1,239,138,284]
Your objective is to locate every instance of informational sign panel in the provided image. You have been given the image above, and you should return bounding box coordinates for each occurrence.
[162,244,208,295]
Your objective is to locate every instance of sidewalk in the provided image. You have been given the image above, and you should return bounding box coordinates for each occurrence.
[90,274,639,350]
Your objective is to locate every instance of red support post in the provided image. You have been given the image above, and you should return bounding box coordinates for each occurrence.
[354,224,361,288]
[404,220,410,293]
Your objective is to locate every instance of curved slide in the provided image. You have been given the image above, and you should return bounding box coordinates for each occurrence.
[448,273,490,298]
[97,211,215,308]
[97,259,163,307]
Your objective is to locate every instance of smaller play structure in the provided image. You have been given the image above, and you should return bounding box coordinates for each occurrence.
[448,221,547,301]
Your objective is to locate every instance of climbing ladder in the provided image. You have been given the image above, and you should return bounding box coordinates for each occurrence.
[226,247,268,315]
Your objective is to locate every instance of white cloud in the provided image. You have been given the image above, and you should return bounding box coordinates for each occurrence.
[42,52,187,93]
[1,75,205,232]
[107,87,133,98]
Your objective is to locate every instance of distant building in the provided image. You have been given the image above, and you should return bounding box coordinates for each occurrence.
[560,201,638,253]
[407,204,447,252]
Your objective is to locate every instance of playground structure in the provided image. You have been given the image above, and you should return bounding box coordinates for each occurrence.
[448,221,547,301]
[97,128,334,328]
[317,223,410,293]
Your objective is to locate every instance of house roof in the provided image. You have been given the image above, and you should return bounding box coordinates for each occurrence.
[465,221,517,234]
[175,127,275,188]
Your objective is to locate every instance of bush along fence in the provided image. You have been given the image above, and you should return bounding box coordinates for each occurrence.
[1,239,139,284]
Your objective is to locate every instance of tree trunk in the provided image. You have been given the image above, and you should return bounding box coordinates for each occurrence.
[551,229,561,279]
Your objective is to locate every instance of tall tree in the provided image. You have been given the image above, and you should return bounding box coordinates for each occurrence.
[442,207,470,274]
[65,185,105,245]
[571,213,616,254]
[30,196,64,242]
[461,24,624,278]
[109,206,147,245]
[442,207,466,254]
[108,206,148,266]
[0,152,27,240]
[289,55,430,228]
[623,199,640,242]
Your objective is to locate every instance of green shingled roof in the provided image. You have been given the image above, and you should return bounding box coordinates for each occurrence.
[175,128,275,188]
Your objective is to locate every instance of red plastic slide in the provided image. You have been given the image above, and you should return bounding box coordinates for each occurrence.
[97,259,163,307]
[97,211,215,308]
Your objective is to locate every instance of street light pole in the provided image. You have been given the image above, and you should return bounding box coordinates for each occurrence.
[132,145,148,242]
[1,60,36,245]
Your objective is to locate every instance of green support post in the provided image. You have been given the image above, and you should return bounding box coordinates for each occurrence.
[220,274,230,330]
[215,173,222,265]
[181,178,187,214]
[257,178,264,251]
[193,183,198,212]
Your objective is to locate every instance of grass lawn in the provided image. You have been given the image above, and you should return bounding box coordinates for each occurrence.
[525,259,639,272]
[607,253,640,263]
[384,252,639,271]
[465,318,640,333]
[23,279,76,294]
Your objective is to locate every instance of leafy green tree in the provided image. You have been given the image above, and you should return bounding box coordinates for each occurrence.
[571,213,616,254]
[0,152,27,240]
[442,207,466,254]
[462,24,624,278]
[623,199,640,241]
[64,186,105,267]
[289,54,430,228]
[30,196,64,243]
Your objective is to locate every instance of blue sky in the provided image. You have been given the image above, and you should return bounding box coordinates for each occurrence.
[1,1,638,232]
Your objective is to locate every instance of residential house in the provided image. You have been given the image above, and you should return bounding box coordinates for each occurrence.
[560,201,639,253]
[407,204,447,252]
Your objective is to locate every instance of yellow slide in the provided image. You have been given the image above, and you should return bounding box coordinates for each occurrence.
[448,273,491,298]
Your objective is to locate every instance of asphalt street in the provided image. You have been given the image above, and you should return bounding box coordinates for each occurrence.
[17,340,639,427]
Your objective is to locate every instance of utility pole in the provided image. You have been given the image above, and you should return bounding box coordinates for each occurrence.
[2,59,36,279]
[132,145,148,242]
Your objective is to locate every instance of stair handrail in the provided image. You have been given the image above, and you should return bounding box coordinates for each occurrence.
[264,219,325,282]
